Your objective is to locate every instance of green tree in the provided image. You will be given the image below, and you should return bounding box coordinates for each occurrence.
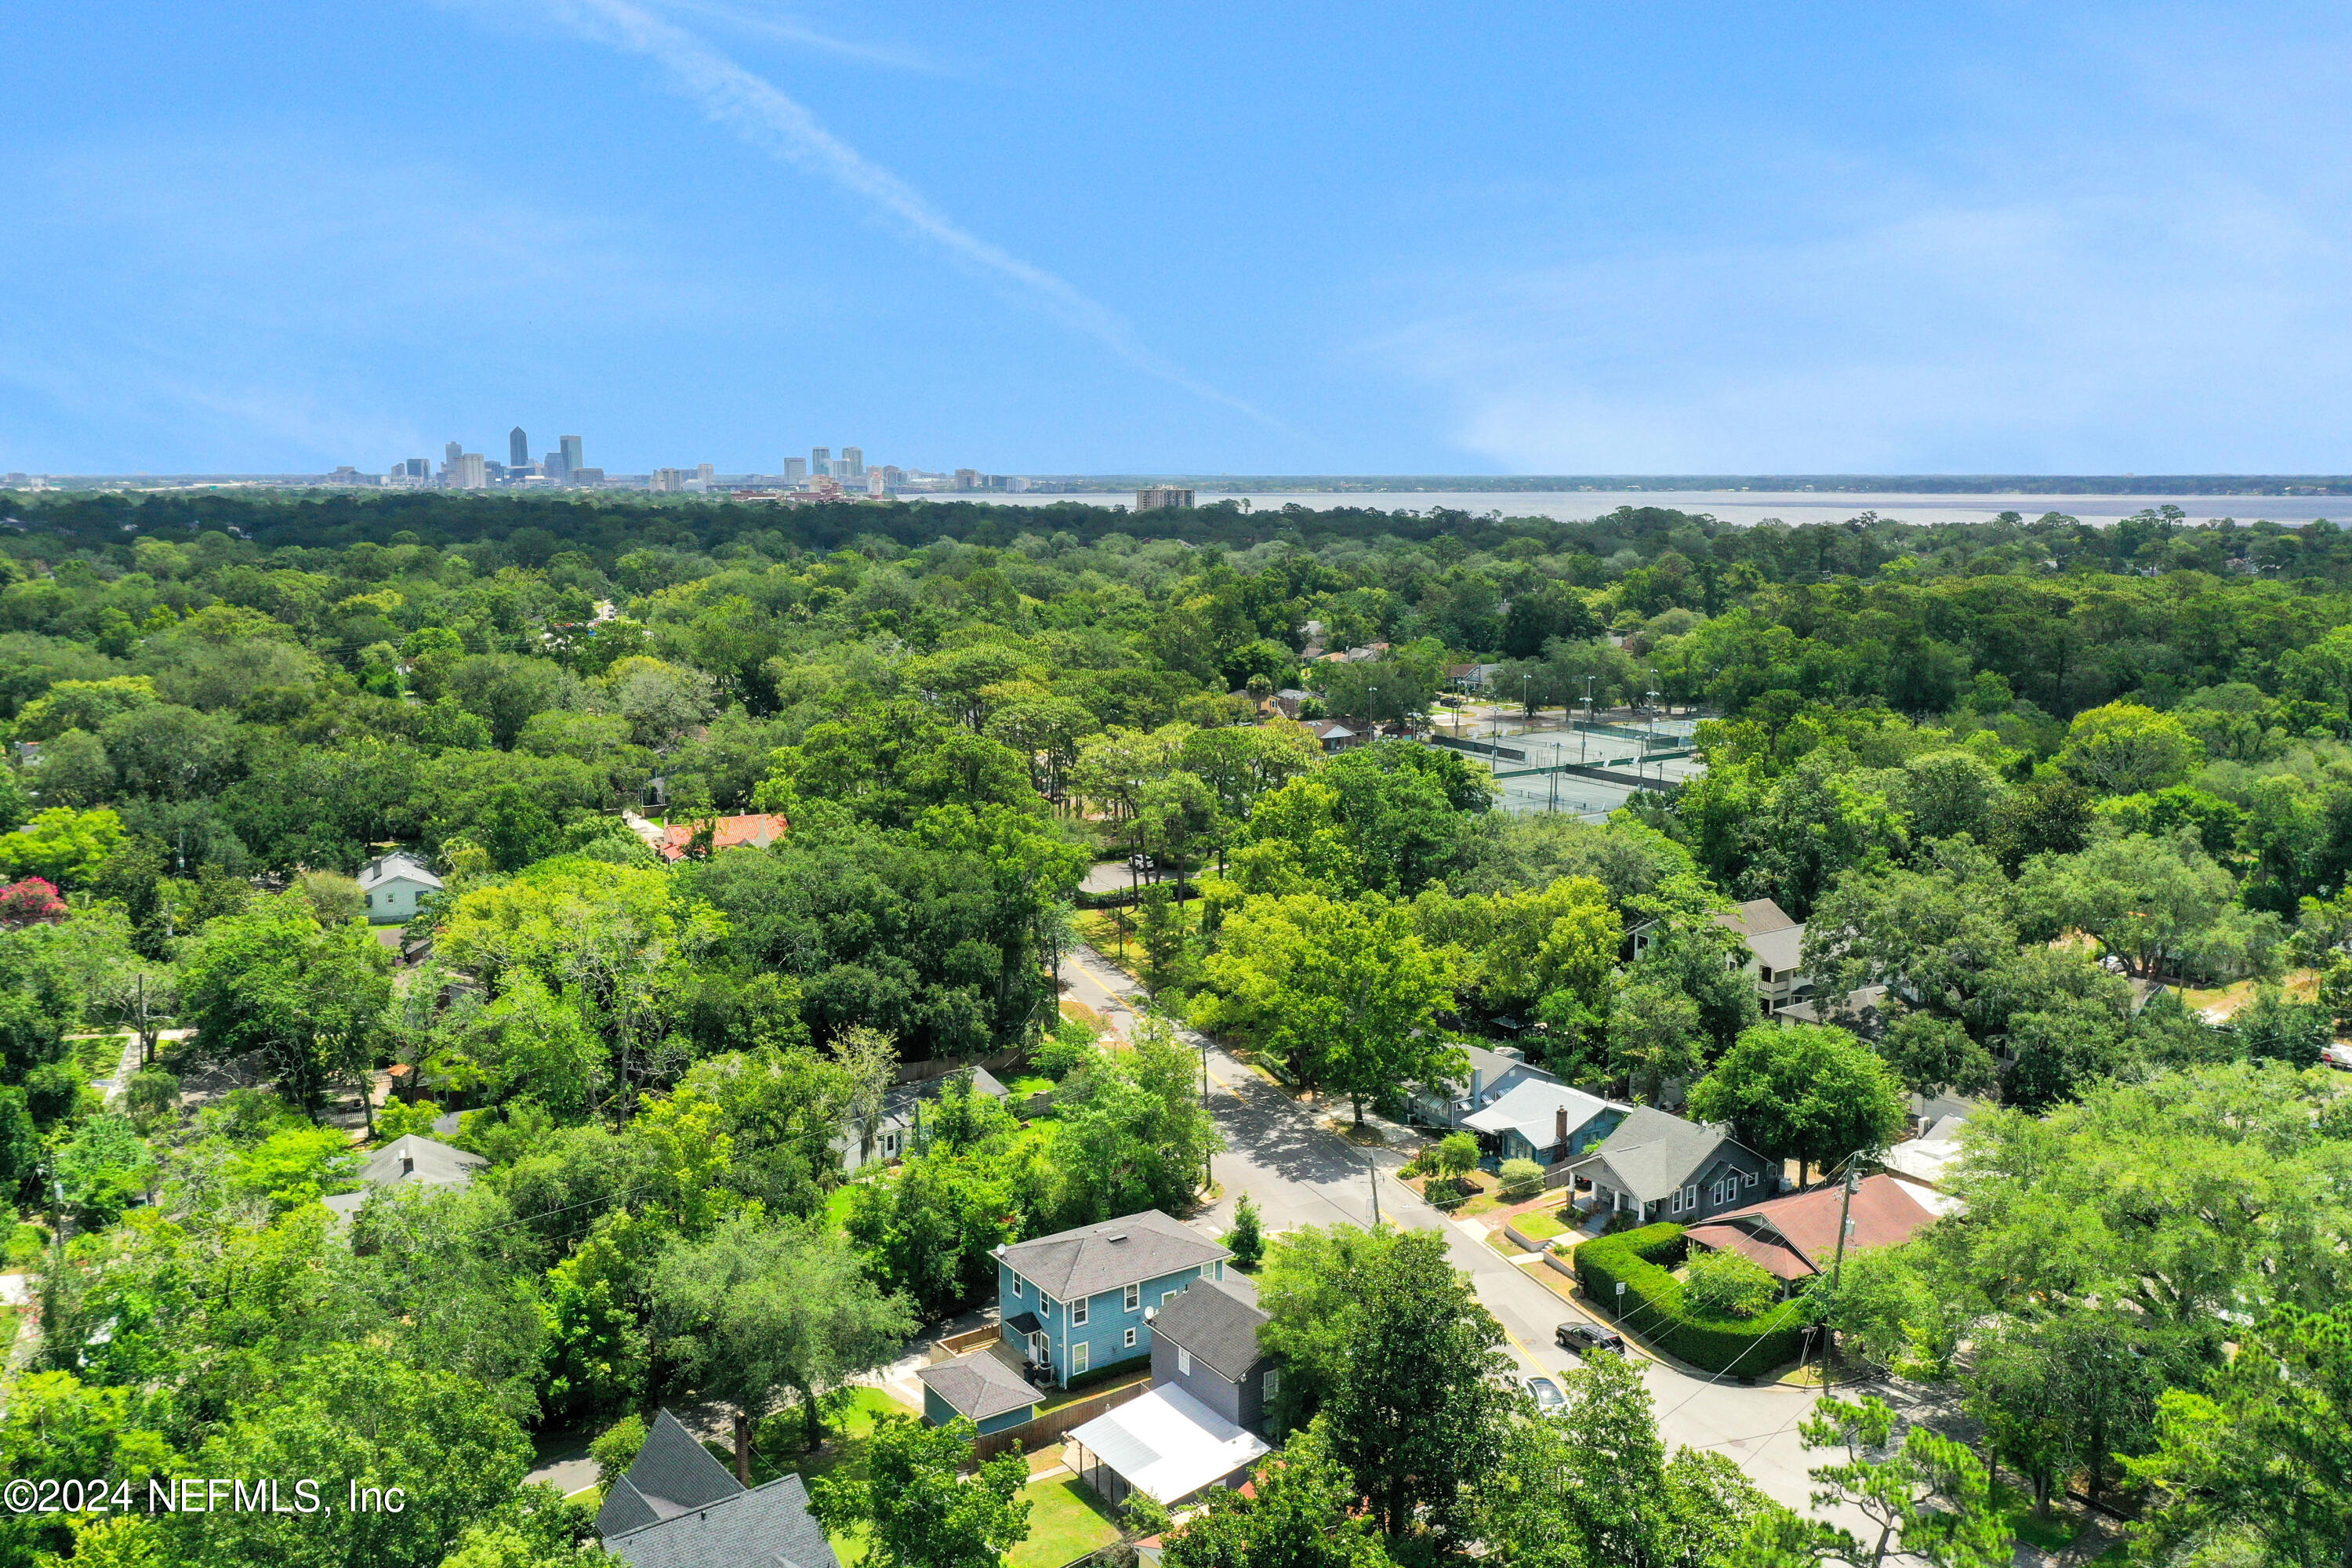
[179,891,394,1117]
[808,1413,1031,1568]
[1606,974,1705,1104]
[1686,1025,1906,1186]
[648,1214,915,1473]
[2058,702,2203,795]
[1320,1227,1515,1545]
[1192,892,1457,1123]
[1477,1351,1769,1568]
[1739,1396,2010,1568]
[1683,1249,1776,1319]
[168,1345,533,1568]
[0,806,128,887]
[2125,1305,2352,1567]
[1163,1415,1395,1568]
[1048,1014,1225,1223]
[2012,830,2234,980]
[1223,1192,1265,1270]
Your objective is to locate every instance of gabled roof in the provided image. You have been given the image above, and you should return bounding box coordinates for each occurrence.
[1717,898,1797,938]
[919,1346,1040,1422]
[321,1134,486,1220]
[1461,1078,1627,1152]
[1684,1174,1939,1281]
[1748,924,1806,973]
[595,1409,742,1538]
[604,1473,840,1568]
[358,851,441,893]
[1149,1276,1268,1382]
[996,1210,1228,1302]
[1418,1044,1541,1103]
[1566,1106,1762,1204]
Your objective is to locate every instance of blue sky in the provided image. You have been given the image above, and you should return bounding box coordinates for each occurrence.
[4,2,2350,475]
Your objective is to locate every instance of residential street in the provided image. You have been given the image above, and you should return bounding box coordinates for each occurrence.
[1063,943,1907,1516]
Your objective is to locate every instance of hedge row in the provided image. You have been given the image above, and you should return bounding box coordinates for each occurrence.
[1572,1222,1809,1376]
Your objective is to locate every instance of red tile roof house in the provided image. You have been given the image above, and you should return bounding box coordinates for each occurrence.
[1682,1173,1940,1288]
[623,811,789,862]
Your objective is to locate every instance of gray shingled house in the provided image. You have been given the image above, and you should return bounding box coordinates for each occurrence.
[1560,1105,1780,1225]
[1146,1273,1279,1437]
[597,1409,839,1568]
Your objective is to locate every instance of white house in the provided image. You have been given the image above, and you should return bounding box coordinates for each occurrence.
[357,851,443,925]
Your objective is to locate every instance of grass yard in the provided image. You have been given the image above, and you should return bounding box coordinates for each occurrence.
[68,1033,128,1077]
[1073,913,1145,978]
[1993,1482,2084,1553]
[1002,1074,1054,1098]
[561,1483,602,1511]
[1006,1475,1122,1568]
[1509,1207,1574,1241]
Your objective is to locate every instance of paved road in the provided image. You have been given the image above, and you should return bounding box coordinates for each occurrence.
[1065,942,1872,1515]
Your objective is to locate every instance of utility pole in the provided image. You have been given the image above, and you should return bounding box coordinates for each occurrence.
[1368,1152,1381,1228]
[1824,1160,1863,1378]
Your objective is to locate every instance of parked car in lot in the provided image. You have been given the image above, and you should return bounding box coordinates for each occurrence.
[1524,1374,1565,1412]
[1556,1321,1626,1358]
[2323,1042,2352,1071]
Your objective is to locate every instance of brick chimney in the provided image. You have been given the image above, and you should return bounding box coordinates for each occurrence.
[1555,1105,1569,1148]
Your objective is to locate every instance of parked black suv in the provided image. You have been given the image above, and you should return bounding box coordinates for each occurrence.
[1555,1322,1626,1358]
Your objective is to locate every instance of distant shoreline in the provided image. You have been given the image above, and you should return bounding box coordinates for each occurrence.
[12,473,2352,497]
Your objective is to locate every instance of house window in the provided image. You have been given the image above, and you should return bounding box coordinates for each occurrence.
[1742,1170,1758,1187]
[1759,965,1773,982]
[1072,1296,1089,1327]
[1684,1184,1698,1210]
[1264,1368,1279,1398]
[1177,1348,1192,1376]
[1668,1189,1682,1214]
[1163,1290,1181,1306]
[1012,1273,1027,1298]
[1073,1341,1089,1374]
[1124,1283,1139,1312]
[1711,1181,1725,1207]
[1125,1327,1138,1348]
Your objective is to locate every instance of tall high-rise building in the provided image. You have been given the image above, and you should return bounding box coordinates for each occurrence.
[445,440,463,466]
[840,447,864,479]
[401,458,429,478]
[783,458,807,483]
[868,469,888,497]
[652,468,686,492]
[543,450,566,481]
[452,453,488,490]
[811,447,831,477]
[696,463,714,484]
[560,435,585,474]
[509,427,529,468]
[1135,486,1195,511]
[953,468,978,490]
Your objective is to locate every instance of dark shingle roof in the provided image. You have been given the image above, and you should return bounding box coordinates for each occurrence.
[1149,1277,1268,1383]
[595,1409,742,1538]
[604,1472,840,1568]
[917,1348,1040,1423]
[1568,1106,1762,1204]
[996,1210,1228,1302]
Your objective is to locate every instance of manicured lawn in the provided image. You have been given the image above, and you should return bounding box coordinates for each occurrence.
[1003,1075,1054,1098]
[68,1033,128,1077]
[1510,1207,1573,1241]
[561,1483,601,1510]
[1007,1476,1121,1568]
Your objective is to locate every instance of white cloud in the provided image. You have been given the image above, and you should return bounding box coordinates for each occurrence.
[1383,180,2352,472]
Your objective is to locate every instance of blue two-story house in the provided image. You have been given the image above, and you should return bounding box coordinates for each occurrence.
[1461,1080,1631,1171]
[996,1210,1231,1386]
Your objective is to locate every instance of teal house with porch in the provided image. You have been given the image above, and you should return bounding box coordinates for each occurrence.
[919,1210,1232,1439]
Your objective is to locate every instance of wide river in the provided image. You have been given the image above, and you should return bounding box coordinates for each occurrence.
[920,488,2352,528]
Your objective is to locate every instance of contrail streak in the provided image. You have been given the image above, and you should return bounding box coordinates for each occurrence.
[529,0,1273,424]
